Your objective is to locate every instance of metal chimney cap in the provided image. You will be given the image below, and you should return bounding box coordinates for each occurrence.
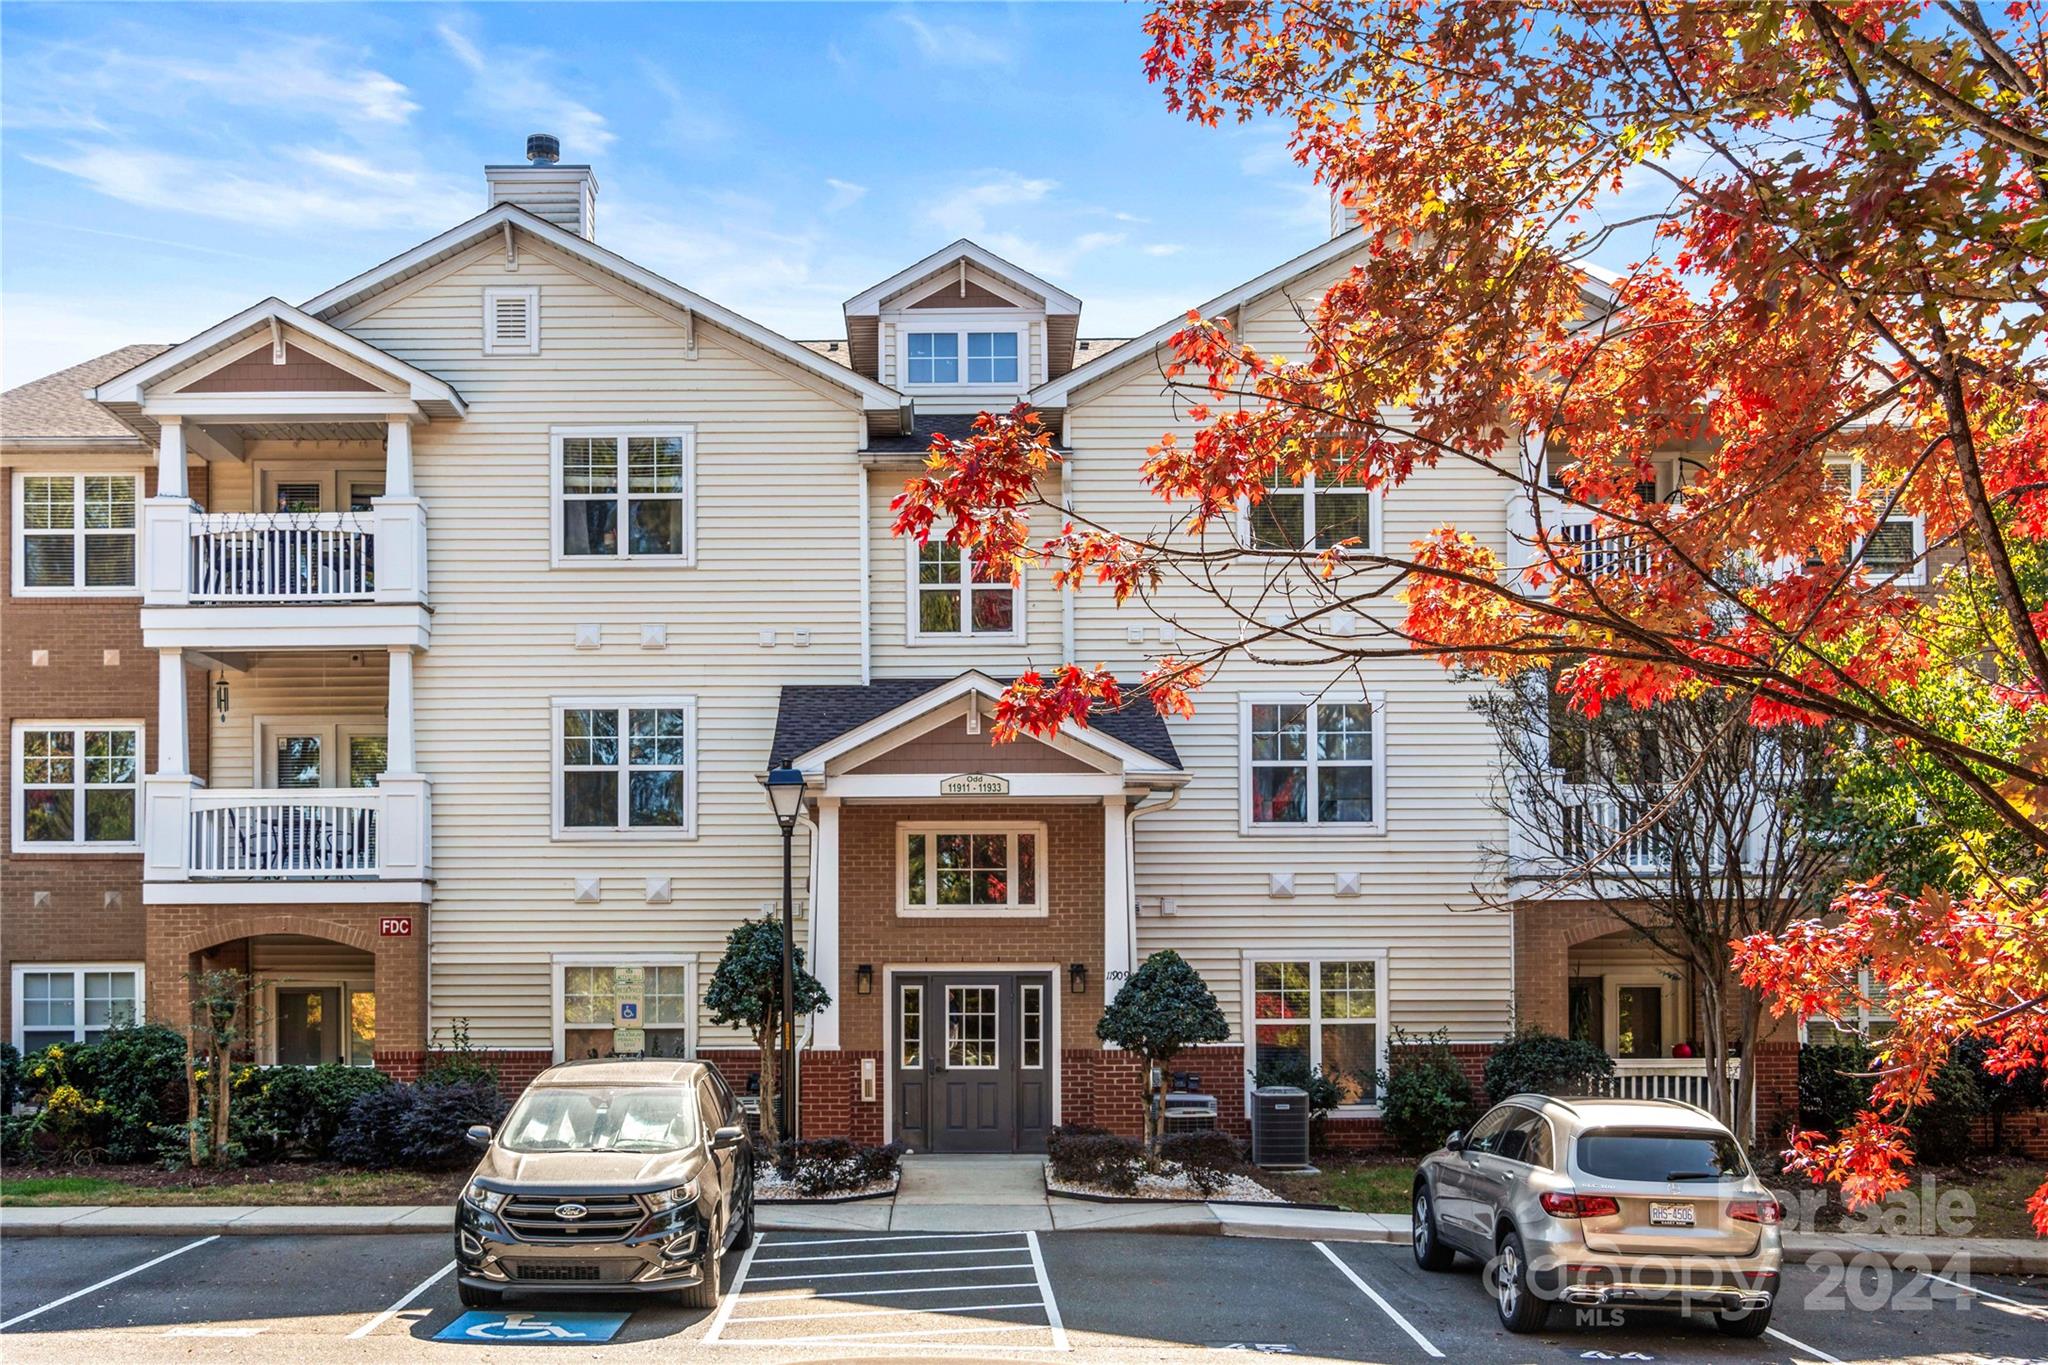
[526,133,561,165]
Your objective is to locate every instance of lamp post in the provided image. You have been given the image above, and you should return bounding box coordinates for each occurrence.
[764,765,807,1144]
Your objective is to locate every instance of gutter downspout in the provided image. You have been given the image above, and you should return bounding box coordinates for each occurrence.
[1125,785,1184,972]
[857,460,872,685]
[1060,455,1075,664]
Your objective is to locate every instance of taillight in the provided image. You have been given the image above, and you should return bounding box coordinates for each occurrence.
[1728,1199,1784,1225]
[1540,1192,1620,1218]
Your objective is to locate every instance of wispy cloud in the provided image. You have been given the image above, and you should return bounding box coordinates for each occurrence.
[1141,243,1185,257]
[437,20,614,154]
[891,7,1019,67]
[825,178,869,213]
[926,172,1058,237]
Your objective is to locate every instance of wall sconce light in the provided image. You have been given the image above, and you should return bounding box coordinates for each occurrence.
[855,964,873,996]
[213,672,231,724]
[1069,962,1087,994]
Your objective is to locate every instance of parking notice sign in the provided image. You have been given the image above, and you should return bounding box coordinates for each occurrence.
[434,1311,630,1344]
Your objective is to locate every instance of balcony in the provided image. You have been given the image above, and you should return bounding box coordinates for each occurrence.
[188,513,378,603]
[1560,791,1672,872]
[143,776,430,904]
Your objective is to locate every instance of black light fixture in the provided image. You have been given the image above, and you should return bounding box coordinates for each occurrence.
[1069,962,1088,994]
[762,765,808,1149]
[855,964,873,996]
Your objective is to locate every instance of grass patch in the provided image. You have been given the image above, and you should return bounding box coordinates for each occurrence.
[0,1164,464,1207]
[1264,1158,1413,1213]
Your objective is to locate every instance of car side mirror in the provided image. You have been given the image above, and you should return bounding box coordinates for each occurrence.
[464,1123,493,1151]
[1444,1131,1465,1153]
[711,1124,746,1151]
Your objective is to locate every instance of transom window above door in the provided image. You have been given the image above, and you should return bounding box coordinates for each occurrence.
[899,823,1045,916]
[912,543,1020,641]
[555,700,697,838]
[1242,696,1385,832]
[553,429,695,565]
[905,331,1020,386]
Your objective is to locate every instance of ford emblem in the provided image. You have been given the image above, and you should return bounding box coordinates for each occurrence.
[555,1203,589,1221]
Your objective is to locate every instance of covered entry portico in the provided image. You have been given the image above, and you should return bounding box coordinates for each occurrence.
[773,672,1184,1152]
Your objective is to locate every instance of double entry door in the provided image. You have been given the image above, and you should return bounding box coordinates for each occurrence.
[893,972,1052,1154]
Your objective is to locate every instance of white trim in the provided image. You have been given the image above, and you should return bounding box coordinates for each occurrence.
[1236,470,1384,556]
[10,720,145,854]
[881,963,1063,1147]
[1599,967,1684,1059]
[1240,948,1389,1116]
[1019,981,1047,1070]
[896,820,1048,918]
[482,287,540,356]
[549,696,699,841]
[548,954,698,1063]
[845,239,1081,316]
[141,880,430,905]
[1238,691,1388,835]
[942,983,1003,1070]
[1828,456,1929,587]
[139,604,432,653]
[11,962,145,1050]
[11,471,142,598]
[251,715,386,789]
[903,538,1026,646]
[548,425,698,569]
[897,321,1026,392]
[262,975,378,1067]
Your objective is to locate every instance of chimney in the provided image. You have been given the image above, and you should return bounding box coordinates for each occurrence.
[486,132,599,240]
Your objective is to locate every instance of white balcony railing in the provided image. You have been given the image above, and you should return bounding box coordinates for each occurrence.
[188,788,382,877]
[1596,1058,1750,1136]
[1561,791,1671,871]
[190,513,374,602]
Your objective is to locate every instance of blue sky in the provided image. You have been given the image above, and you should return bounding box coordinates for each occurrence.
[0,2,1335,388]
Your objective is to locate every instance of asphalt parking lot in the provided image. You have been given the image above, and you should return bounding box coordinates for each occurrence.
[4,1227,2046,1362]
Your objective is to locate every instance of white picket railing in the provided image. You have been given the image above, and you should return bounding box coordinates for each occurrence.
[1599,1057,1739,1111]
[1562,791,1671,870]
[188,513,375,602]
[187,789,381,877]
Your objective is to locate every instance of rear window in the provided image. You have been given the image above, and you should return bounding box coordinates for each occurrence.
[1575,1129,1748,1182]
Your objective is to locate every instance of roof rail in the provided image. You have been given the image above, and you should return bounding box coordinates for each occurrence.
[1510,1091,1582,1117]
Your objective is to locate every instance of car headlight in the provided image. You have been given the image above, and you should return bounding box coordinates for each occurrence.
[643,1182,698,1211]
[463,1181,508,1214]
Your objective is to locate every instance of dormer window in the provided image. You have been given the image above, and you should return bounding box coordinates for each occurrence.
[905,330,1020,386]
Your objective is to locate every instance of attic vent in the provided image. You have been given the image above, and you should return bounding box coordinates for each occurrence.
[483,287,539,355]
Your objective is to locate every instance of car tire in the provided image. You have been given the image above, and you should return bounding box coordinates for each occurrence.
[1493,1229,1551,1334]
[1412,1185,1455,1271]
[730,1191,755,1252]
[677,1228,724,1312]
[457,1281,502,1309]
[1714,1303,1774,1338]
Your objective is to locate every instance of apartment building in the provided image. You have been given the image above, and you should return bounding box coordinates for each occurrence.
[4,138,1781,1149]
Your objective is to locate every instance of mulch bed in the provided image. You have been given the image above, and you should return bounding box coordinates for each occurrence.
[2,1160,467,1202]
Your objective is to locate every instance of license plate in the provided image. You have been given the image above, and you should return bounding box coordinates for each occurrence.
[1649,1201,1696,1227]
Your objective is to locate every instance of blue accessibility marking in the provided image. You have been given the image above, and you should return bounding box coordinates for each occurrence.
[435,1310,630,1344]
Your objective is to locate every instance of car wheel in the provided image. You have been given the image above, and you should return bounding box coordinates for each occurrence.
[677,1226,724,1312]
[1493,1229,1551,1333]
[457,1281,502,1310]
[730,1188,755,1252]
[1714,1303,1773,1338]
[1412,1185,1455,1271]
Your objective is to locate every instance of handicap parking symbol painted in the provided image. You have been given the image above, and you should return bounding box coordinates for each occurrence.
[434,1310,631,1344]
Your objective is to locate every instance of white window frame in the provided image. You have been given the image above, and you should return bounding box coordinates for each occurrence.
[548,426,697,569]
[900,983,925,1068]
[1238,469,1383,556]
[262,976,379,1067]
[1020,980,1046,1070]
[1799,967,1896,1043]
[943,984,1002,1070]
[549,697,699,841]
[904,539,1026,645]
[897,820,1048,917]
[1238,693,1387,835]
[1827,458,1926,587]
[11,963,145,1051]
[483,286,540,356]
[548,955,698,1063]
[1241,950,1389,1115]
[11,720,145,853]
[12,472,142,597]
[898,323,1027,389]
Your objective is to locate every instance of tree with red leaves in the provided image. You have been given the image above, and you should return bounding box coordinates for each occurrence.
[892,3,2048,1230]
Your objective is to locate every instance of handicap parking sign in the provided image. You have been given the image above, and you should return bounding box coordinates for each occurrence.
[619,1002,638,1020]
[435,1310,630,1344]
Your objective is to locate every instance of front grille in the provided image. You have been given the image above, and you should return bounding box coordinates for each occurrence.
[512,1262,604,1282]
[501,1192,647,1244]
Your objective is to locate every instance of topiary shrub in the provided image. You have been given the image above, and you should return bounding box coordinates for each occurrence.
[1047,1124,1144,1193]
[1799,1039,1877,1134]
[1157,1129,1248,1195]
[1485,1028,1615,1101]
[1379,1027,1478,1156]
[332,1078,506,1169]
[237,1064,393,1160]
[1096,950,1230,1154]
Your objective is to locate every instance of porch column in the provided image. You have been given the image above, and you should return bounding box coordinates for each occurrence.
[385,418,414,498]
[810,796,841,1050]
[1103,795,1132,986]
[386,646,416,773]
[156,417,187,499]
[156,648,188,775]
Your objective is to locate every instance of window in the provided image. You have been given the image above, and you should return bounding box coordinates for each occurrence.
[1802,968,1895,1044]
[13,723,142,850]
[273,984,377,1067]
[13,965,141,1051]
[14,474,138,594]
[483,287,539,355]
[901,984,924,1068]
[553,700,696,838]
[1249,956,1384,1107]
[946,985,999,1068]
[904,330,1020,386]
[552,428,694,565]
[1826,458,1925,586]
[899,822,1044,916]
[911,542,1020,641]
[1242,696,1384,832]
[1021,982,1044,1069]
[1248,469,1376,553]
[558,962,693,1060]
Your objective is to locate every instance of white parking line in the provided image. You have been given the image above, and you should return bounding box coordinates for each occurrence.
[1920,1271,2048,1318]
[753,1244,1027,1265]
[699,1238,761,1346]
[1312,1241,1444,1359]
[743,1261,1037,1283]
[1025,1229,1069,1353]
[731,1299,1046,1325]
[753,1231,1025,1248]
[0,1235,220,1331]
[346,1259,455,1340]
[741,1280,1042,1301]
[1764,1326,1845,1363]
[712,1320,1061,1346]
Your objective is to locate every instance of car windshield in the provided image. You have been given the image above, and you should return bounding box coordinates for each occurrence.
[1576,1129,1749,1182]
[499,1084,699,1154]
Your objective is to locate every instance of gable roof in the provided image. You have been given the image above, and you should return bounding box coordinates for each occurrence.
[2,345,169,449]
[772,674,1182,772]
[300,203,904,414]
[843,239,1082,317]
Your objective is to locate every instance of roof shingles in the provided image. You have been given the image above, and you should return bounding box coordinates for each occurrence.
[1,344,169,442]
[772,678,1181,770]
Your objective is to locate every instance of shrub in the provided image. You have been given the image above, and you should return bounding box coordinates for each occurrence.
[1799,1040,1877,1134]
[1046,1124,1144,1193]
[1250,1056,1344,1118]
[419,1018,500,1089]
[332,1078,507,1169]
[771,1138,907,1195]
[1379,1028,1478,1156]
[1905,1061,1986,1166]
[237,1064,393,1160]
[1485,1029,1615,1101]
[1096,950,1230,1153]
[1157,1129,1248,1195]
[1,1042,23,1112]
